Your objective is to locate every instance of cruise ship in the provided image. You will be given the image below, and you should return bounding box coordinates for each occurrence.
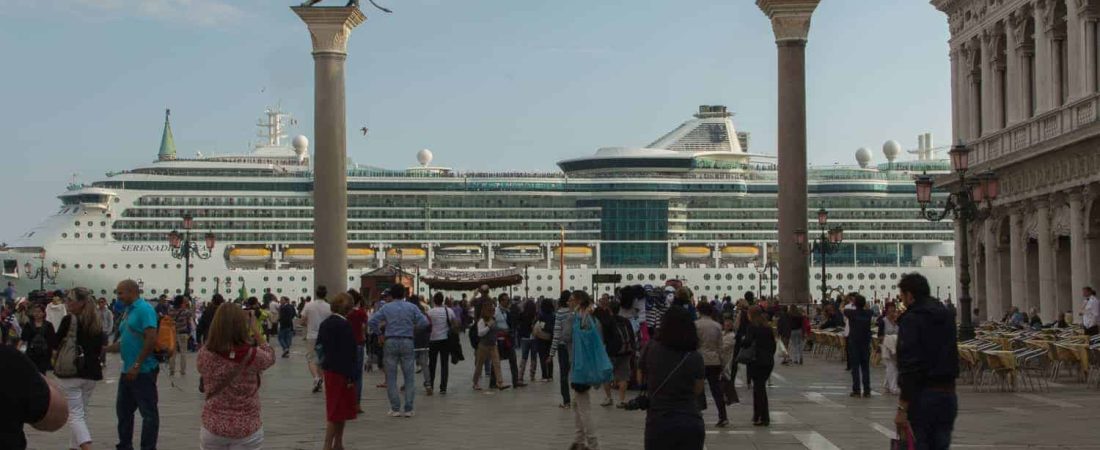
[0,105,956,302]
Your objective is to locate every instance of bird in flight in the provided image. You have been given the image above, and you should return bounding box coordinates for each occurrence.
[360,127,369,136]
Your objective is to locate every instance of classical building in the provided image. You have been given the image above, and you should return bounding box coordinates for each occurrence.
[933,0,1100,323]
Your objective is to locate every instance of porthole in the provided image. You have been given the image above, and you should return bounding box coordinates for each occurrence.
[659,274,667,280]
[704,274,711,281]
[263,277,269,282]
[250,288,256,293]
[814,274,821,280]
[302,288,308,293]
[277,288,283,293]
[694,286,700,291]
[737,274,744,280]
[201,289,207,294]
[289,276,296,282]
[570,275,575,280]
[648,274,655,280]
[858,274,865,280]
[62,233,68,238]
[125,264,131,269]
[537,286,543,292]
[725,274,733,280]
[748,274,755,280]
[847,274,854,280]
[100,233,106,238]
[637,273,644,280]
[74,221,81,226]
[150,264,156,269]
[277,277,283,282]
[890,273,898,280]
[100,264,106,269]
[177,264,182,269]
[73,264,80,269]
[626,274,634,281]
[201,277,207,282]
[704,285,710,291]
[100,222,106,227]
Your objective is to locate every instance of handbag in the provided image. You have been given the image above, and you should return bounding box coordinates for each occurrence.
[736,340,757,365]
[569,315,614,386]
[625,351,689,411]
[54,315,84,378]
[444,309,465,364]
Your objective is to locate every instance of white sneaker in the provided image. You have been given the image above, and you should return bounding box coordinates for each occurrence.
[403,411,415,418]
[387,410,403,418]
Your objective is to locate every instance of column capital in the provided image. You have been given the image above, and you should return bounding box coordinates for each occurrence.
[292,6,366,55]
[757,0,820,43]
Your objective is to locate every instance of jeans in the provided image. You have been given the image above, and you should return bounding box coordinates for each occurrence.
[703,366,728,422]
[169,333,189,374]
[909,389,957,450]
[849,342,871,394]
[116,371,159,450]
[748,364,772,424]
[572,386,599,449]
[200,427,263,450]
[383,338,416,413]
[427,339,450,391]
[277,328,293,352]
[353,343,365,403]
[789,329,804,363]
[644,411,705,450]
[534,339,551,379]
[557,344,571,405]
[58,378,96,448]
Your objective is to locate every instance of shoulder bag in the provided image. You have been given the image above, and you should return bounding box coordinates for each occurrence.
[54,315,84,378]
[626,349,690,411]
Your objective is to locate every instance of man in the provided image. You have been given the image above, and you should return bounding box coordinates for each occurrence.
[278,296,297,357]
[3,282,15,306]
[493,293,524,389]
[0,345,69,449]
[367,284,428,417]
[300,286,332,392]
[845,294,873,397]
[97,298,114,367]
[895,273,958,450]
[106,279,160,450]
[1082,287,1099,336]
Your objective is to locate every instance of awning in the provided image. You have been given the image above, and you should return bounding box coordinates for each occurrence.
[421,268,523,291]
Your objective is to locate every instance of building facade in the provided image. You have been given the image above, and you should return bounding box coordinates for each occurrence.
[934,0,1100,323]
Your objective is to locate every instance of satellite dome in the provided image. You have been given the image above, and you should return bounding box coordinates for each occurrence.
[855,147,872,168]
[417,148,433,167]
[292,135,309,155]
[882,140,901,162]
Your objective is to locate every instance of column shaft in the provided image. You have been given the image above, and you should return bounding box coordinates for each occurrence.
[981,36,996,135]
[984,220,1003,323]
[1036,202,1055,321]
[1009,210,1027,311]
[777,41,810,304]
[1034,5,1054,113]
[313,52,349,294]
[1005,24,1022,124]
[1070,193,1088,316]
[951,48,961,142]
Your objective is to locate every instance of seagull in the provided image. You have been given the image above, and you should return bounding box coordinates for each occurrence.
[360,127,369,136]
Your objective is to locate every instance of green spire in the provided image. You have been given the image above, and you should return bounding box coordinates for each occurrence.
[158,108,177,161]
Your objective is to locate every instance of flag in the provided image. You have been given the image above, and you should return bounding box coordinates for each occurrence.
[238,280,247,302]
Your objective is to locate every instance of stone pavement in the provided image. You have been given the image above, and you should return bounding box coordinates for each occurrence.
[25,341,1100,450]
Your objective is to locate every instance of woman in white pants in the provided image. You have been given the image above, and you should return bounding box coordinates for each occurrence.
[879,303,900,394]
[54,287,105,450]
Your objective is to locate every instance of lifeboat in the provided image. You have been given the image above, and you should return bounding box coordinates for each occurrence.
[719,246,760,260]
[386,248,427,263]
[553,246,593,260]
[284,247,376,263]
[435,245,485,263]
[496,245,543,263]
[228,248,272,263]
[672,246,712,260]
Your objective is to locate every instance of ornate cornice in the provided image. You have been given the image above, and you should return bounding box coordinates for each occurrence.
[757,0,820,43]
[292,6,367,55]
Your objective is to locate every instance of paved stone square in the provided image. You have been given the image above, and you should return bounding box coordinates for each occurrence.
[25,341,1100,450]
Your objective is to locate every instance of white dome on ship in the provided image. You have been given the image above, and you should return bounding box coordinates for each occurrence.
[855,147,872,168]
[882,140,901,162]
[292,135,309,155]
[417,149,433,167]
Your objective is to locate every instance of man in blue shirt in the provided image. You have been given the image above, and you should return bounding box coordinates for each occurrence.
[106,279,159,450]
[367,284,427,417]
[3,282,15,306]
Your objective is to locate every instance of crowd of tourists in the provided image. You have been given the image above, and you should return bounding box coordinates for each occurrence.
[0,272,968,450]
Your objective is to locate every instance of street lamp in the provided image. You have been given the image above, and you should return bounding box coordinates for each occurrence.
[167,213,215,297]
[751,258,778,300]
[23,251,60,292]
[796,208,845,304]
[914,141,998,341]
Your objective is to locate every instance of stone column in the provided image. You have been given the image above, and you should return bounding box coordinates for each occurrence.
[1036,198,1056,321]
[1080,6,1099,96]
[758,0,819,305]
[1069,190,1088,316]
[1009,208,1027,311]
[1005,15,1022,125]
[951,47,961,142]
[1034,0,1054,113]
[1066,0,1085,100]
[981,30,997,135]
[964,41,983,139]
[293,6,366,295]
[983,218,1003,322]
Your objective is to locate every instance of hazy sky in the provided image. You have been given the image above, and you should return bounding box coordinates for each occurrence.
[0,0,951,241]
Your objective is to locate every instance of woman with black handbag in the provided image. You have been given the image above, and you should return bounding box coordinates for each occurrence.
[741,305,777,427]
[426,293,458,395]
[640,305,706,450]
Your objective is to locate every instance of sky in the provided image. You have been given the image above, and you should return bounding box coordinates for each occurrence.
[0,0,951,242]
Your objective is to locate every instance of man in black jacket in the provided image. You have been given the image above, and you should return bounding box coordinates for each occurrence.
[894,273,958,450]
[845,294,873,397]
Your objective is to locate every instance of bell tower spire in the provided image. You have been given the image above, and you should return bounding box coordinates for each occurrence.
[158,108,177,161]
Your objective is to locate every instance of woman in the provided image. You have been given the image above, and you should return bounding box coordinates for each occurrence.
[533,298,555,382]
[316,293,357,450]
[548,290,574,407]
[788,305,807,365]
[719,317,738,405]
[879,302,900,395]
[743,306,777,426]
[516,298,537,385]
[169,296,194,377]
[426,292,457,395]
[21,304,56,373]
[472,300,506,392]
[345,290,368,409]
[562,290,606,450]
[642,305,706,450]
[54,287,104,450]
[694,301,727,427]
[197,302,275,449]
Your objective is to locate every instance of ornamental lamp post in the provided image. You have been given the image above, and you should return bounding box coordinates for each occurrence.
[23,251,60,292]
[751,258,778,301]
[914,141,998,341]
[798,209,844,304]
[168,213,215,297]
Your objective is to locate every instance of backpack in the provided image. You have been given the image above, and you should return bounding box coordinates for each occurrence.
[26,324,49,358]
[155,315,177,357]
[54,315,84,378]
[610,316,635,357]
